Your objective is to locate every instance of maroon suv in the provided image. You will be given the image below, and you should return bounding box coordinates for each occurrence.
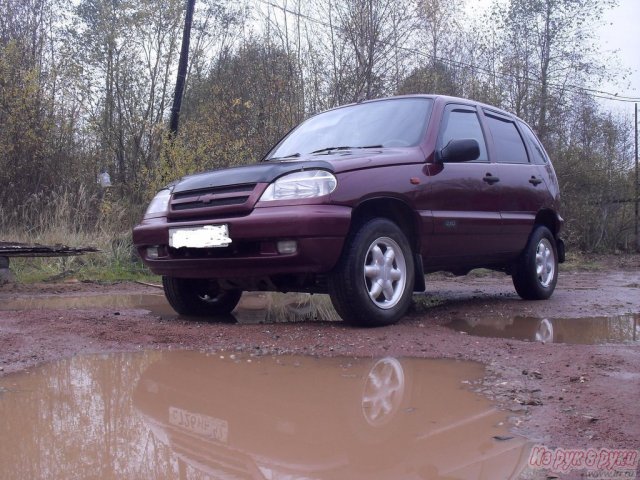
[133,95,565,326]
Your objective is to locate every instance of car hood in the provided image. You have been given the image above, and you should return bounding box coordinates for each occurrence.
[172,148,421,193]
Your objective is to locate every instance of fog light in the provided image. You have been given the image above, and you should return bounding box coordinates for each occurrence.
[147,246,160,259]
[277,240,297,254]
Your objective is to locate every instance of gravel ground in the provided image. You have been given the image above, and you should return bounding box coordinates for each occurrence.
[1,256,639,474]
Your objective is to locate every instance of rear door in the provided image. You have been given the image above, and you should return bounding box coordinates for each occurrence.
[518,120,560,205]
[481,110,547,254]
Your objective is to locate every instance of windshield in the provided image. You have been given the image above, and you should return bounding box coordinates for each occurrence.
[267,98,433,160]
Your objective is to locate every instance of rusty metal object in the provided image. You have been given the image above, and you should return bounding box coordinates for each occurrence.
[0,242,99,258]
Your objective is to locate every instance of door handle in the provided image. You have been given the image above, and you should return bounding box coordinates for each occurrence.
[529,176,543,186]
[483,173,500,185]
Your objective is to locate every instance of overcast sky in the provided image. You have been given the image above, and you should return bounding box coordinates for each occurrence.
[596,0,640,113]
[466,0,640,115]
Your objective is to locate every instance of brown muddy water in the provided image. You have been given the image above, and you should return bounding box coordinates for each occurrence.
[0,292,337,324]
[0,351,530,479]
[445,314,640,344]
[0,292,173,313]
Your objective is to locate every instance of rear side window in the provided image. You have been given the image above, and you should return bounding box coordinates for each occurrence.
[438,106,488,162]
[484,113,529,164]
[518,121,548,164]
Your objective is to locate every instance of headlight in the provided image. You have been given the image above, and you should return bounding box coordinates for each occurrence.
[145,189,172,216]
[260,170,337,202]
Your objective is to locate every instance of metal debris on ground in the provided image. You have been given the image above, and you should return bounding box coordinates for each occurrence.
[0,242,99,257]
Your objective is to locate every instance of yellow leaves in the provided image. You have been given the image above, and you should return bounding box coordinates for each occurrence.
[137,105,257,201]
[0,41,55,200]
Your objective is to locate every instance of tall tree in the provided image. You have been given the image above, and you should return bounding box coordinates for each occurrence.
[73,0,183,193]
[413,0,464,93]
[494,0,615,141]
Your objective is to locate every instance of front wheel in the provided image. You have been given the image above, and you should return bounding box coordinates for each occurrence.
[512,226,558,300]
[328,218,415,327]
[162,277,242,317]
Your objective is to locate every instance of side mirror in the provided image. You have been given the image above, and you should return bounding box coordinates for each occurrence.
[439,139,480,163]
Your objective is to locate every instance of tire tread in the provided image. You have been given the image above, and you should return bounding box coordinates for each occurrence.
[512,226,558,300]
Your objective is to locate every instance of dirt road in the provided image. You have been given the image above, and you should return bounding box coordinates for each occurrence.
[1,256,639,463]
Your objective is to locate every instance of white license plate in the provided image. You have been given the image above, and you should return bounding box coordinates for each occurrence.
[169,225,231,248]
[169,406,229,442]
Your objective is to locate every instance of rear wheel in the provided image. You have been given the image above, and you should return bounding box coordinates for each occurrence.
[512,226,558,300]
[328,218,414,327]
[162,277,242,316]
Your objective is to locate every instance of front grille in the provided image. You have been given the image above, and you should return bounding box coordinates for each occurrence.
[170,183,257,214]
[172,184,255,200]
[172,196,249,210]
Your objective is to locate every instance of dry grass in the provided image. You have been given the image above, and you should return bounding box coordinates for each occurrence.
[1,188,154,282]
[266,293,339,322]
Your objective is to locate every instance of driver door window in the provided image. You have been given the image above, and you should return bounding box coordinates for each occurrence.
[438,107,488,162]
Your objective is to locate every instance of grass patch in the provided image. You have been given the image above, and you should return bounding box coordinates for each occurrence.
[1,188,160,284]
[561,251,603,271]
[8,250,160,284]
[263,293,339,322]
[467,268,496,277]
[410,293,447,313]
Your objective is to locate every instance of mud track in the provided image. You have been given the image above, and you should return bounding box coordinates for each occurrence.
[1,256,639,458]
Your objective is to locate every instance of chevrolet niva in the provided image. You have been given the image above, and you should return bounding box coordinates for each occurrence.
[133,95,565,327]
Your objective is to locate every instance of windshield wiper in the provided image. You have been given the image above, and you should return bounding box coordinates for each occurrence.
[311,145,383,154]
[267,153,301,161]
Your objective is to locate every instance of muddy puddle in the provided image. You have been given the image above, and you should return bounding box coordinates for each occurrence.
[0,291,339,323]
[446,314,639,344]
[0,292,173,313]
[0,351,530,479]
[4,292,639,345]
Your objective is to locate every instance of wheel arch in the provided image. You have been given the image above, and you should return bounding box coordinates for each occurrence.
[349,197,426,292]
[534,209,561,237]
[533,209,565,263]
[351,197,420,251]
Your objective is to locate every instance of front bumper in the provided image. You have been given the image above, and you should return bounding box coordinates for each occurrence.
[132,204,352,279]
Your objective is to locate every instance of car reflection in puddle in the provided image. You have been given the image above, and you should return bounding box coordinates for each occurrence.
[134,352,529,479]
[0,351,530,479]
[446,314,640,344]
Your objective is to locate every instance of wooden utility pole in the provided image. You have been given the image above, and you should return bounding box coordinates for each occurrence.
[635,103,639,252]
[170,0,196,135]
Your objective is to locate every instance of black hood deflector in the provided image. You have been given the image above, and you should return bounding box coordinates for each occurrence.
[173,160,334,194]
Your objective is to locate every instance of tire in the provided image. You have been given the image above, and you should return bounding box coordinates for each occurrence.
[512,226,558,300]
[162,277,242,316]
[328,218,415,327]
